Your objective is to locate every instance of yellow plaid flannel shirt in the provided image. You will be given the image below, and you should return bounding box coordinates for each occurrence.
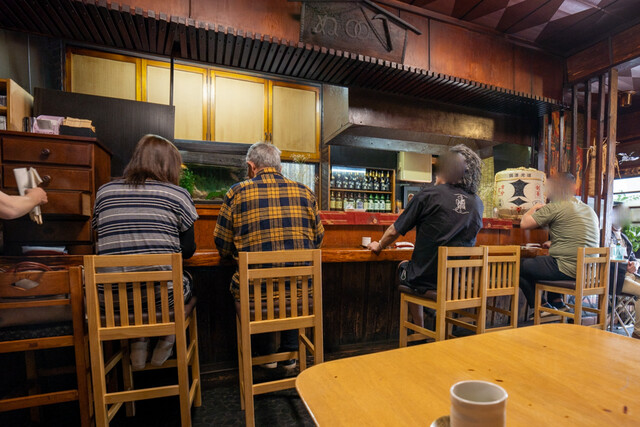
[213,168,324,298]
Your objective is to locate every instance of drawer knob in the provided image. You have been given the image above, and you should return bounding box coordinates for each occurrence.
[40,148,51,158]
[41,175,52,186]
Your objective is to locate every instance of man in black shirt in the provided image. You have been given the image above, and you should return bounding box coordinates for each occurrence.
[368,145,483,327]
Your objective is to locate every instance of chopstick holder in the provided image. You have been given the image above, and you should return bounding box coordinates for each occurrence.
[13,167,44,225]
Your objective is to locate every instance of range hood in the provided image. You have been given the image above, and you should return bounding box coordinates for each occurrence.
[323,85,537,158]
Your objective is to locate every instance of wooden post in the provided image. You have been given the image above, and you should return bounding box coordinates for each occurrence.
[537,115,545,173]
[571,84,578,177]
[594,74,606,222]
[582,80,592,203]
[602,68,618,248]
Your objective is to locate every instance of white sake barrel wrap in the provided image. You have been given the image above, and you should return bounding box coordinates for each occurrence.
[494,167,546,219]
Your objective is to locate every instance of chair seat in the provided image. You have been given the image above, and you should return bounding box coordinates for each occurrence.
[537,280,576,290]
[0,321,73,342]
[100,296,197,326]
[398,284,437,300]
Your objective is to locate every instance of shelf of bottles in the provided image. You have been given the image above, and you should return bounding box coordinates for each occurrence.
[329,166,395,212]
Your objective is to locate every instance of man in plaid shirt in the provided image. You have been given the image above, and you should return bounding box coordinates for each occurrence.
[214,142,323,368]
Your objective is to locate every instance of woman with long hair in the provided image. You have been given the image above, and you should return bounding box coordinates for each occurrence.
[92,134,198,369]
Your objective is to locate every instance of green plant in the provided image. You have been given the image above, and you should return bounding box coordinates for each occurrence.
[623,225,640,253]
[179,167,195,195]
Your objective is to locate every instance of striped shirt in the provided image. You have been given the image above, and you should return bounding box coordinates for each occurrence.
[92,179,198,256]
[213,168,324,298]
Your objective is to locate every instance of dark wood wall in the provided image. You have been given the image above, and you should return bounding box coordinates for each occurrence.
[126,0,564,101]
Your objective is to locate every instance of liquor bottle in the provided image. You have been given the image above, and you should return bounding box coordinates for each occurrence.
[355,193,364,210]
[368,193,375,212]
[330,171,335,188]
[330,191,336,210]
[335,172,342,189]
[373,171,380,191]
[363,193,369,211]
[348,173,355,190]
[344,193,355,210]
[383,171,390,191]
[385,194,392,212]
[336,192,343,210]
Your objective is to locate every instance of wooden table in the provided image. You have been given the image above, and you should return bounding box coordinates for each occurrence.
[296,324,640,426]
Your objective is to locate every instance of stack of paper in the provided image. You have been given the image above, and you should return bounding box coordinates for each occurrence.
[13,167,44,224]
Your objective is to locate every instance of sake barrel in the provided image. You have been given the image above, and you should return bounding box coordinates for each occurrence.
[494,167,546,219]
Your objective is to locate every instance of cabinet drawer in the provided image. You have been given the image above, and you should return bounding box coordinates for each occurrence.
[3,219,92,243]
[3,166,91,191]
[2,137,92,166]
[41,191,92,216]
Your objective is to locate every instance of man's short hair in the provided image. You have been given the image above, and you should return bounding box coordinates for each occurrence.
[552,171,576,184]
[447,144,482,194]
[246,142,282,170]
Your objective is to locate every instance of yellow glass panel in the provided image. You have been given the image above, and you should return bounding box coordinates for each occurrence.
[214,76,265,144]
[71,54,136,100]
[272,86,316,154]
[146,65,204,140]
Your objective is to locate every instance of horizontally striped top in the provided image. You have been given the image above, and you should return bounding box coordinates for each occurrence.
[92,179,199,256]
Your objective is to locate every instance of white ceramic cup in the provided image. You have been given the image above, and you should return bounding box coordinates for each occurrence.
[362,236,372,247]
[450,381,508,427]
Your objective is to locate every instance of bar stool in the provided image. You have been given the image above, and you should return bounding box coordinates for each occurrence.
[84,253,201,427]
[236,249,323,427]
[534,247,610,328]
[399,246,489,346]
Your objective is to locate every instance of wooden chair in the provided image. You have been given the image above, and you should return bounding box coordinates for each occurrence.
[84,254,201,427]
[0,266,91,426]
[236,249,323,427]
[534,247,610,329]
[485,245,520,331]
[399,246,489,346]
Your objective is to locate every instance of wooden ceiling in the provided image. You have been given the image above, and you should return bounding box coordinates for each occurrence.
[397,0,640,54]
[0,0,566,116]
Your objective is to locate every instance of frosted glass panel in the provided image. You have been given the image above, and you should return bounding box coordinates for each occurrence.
[71,54,136,100]
[272,85,316,154]
[214,76,265,143]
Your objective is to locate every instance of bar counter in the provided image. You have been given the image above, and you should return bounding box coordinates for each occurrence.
[0,205,547,373]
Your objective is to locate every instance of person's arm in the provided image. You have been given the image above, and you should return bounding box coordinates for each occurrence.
[0,188,47,220]
[520,203,545,230]
[213,190,237,258]
[179,225,196,259]
[367,224,400,255]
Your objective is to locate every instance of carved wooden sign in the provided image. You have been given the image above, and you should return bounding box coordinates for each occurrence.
[297,0,421,63]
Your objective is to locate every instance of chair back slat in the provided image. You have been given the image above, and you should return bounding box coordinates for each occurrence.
[84,254,184,336]
[439,246,489,303]
[238,250,321,324]
[485,246,520,292]
[132,282,143,325]
[146,283,157,325]
[104,284,115,328]
[577,247,610,291]
[118,283,129,326]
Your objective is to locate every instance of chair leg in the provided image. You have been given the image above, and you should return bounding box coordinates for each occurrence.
[25,351,41,424]
[534,285,542,325]
[598,294,608,330]
[298,328,307,372]
[435,309,446,341]
[236,316,245,411]
[120,340,135,417]
[89,341,109,427]
[314,322,324,365]
[74,332,92,427]
[190,310,202,407]
[241,322,255,427]
[574,294,583,327]
[399,294,408,347]
[176,327,192,427]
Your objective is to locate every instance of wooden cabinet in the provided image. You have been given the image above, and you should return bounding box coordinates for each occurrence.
[0,79,33,131]
[0,131,111,255]
[270,82,320,160]
[212,71,268,144]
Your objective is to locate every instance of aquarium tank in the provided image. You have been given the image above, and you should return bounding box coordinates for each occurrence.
[180,163,245,203]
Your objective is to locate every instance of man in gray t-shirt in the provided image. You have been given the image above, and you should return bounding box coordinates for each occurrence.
[519,172,599,310]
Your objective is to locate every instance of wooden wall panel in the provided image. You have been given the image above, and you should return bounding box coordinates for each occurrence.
[612,23,640,65]
[399,10,430,71]
[190,0,301,42]
[531,52,564,100]
[618,110,640,143]
[567,40,610,83]
[514,47,532,95]
[429,21,514,91]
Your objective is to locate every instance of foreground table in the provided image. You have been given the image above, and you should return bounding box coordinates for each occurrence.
[296,324,639,426]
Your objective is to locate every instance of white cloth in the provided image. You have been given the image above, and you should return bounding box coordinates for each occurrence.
[13,167,43,224]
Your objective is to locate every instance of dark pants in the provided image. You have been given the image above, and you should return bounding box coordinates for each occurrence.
[519,256,573,308]
[252,330,298,355]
